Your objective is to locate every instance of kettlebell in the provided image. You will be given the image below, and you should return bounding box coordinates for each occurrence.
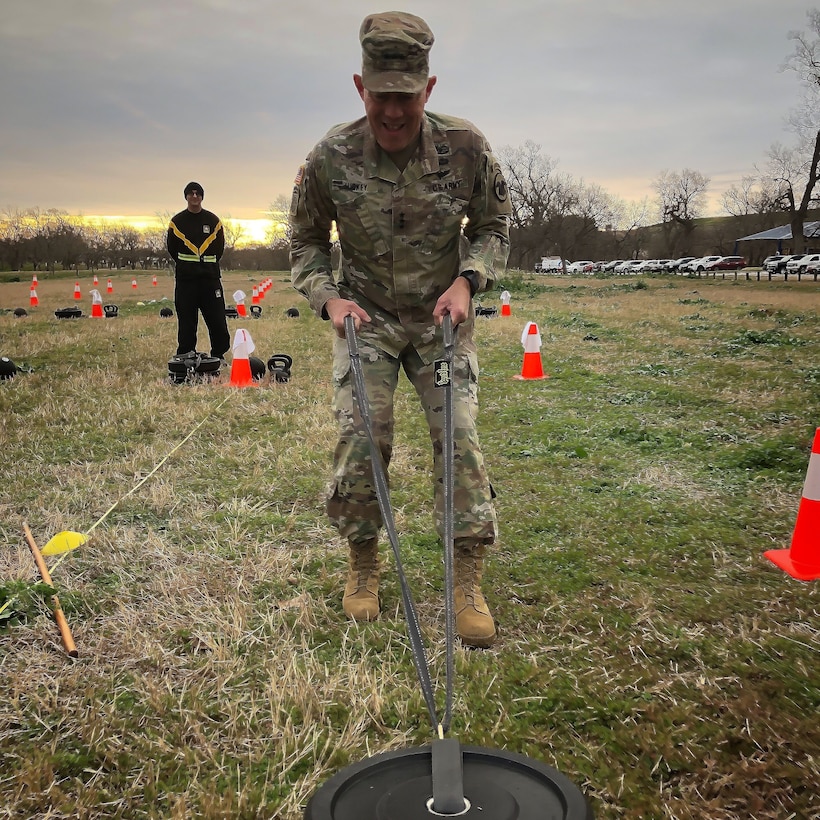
[267,354,293,383]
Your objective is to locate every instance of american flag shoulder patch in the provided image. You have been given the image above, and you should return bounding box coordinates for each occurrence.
[294,164,305,186]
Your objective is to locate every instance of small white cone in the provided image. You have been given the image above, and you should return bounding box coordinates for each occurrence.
[520,321,542,351]
[232,328,255,357]
[227,328,258,387]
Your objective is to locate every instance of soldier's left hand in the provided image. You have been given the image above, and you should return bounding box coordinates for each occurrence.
[433,277,471,326]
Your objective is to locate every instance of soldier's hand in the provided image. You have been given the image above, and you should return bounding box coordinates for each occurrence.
[325,297,371,338]
[433,277,471,327]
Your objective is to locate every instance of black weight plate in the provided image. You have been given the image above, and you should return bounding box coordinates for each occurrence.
[304,744,592,820]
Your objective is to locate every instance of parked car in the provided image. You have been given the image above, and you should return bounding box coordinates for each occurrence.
[534,256,569,273]
[805,257,820,275]
[631,259,661,272]
[567,260,594,273]
[761,255,785,271]
[614,260,644,273]
[766,254,802,274]
[705,256,747,271]
[785,253,820,274]
[602,260,624,271]
[686,256,722,273]
[666,257,696,273]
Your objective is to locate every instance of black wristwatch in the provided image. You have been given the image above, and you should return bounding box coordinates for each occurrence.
[459,270,480,297]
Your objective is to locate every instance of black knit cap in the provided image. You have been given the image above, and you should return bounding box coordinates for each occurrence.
[184,181,204,198]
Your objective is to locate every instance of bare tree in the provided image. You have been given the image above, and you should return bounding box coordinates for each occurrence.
[220,216,245,271]
[721,174,782,217]
[497,141,561,268]
[782,9,820,87]
[267,194,293,249]
[499,141,626,269]
[604,196,651,259]
[653,168,710,254]
[772,9,820,252]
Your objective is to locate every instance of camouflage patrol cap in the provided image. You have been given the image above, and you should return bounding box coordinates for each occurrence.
[359,11,434,93]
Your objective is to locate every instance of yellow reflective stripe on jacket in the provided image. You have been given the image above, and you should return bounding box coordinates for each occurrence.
[178,252,217,263]
[169,219,223,257]
[169,221,201,256]
[198,221,223,255]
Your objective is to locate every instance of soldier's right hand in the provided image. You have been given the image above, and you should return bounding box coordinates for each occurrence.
[325,297,371,338]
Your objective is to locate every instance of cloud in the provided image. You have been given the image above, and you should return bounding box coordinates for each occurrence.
[0,0,811,218]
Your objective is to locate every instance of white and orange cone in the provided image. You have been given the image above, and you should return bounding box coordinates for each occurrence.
[152,274,157,286]
[73,281,82,301]
[251,286,260,305]
[29,286,39,307]
[90,289,103,318]
[227,328,258,388]
[514,322,549,380]
[131,278,137,290]
[107,278,113,294]
[32,274,38,286]
[93,274,99,286]
[500,289,512,316]
[233,290,248,317]
[765,428,820,581]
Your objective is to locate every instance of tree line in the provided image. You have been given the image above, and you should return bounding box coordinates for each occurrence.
[0,206,292,275]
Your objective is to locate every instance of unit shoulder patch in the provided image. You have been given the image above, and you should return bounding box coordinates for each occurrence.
[493,165,508,202]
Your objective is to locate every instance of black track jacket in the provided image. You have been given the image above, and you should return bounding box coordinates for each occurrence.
[166,208,225,281]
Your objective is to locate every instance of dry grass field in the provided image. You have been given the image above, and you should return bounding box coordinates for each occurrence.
[1,269,818,819]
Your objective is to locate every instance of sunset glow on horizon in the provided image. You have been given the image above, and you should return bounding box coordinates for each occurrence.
[82,215,276,247]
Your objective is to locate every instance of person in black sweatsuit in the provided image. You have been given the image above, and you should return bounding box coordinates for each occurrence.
[166,181,231,361]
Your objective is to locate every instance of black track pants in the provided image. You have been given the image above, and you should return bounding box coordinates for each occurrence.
[174,277,231,358]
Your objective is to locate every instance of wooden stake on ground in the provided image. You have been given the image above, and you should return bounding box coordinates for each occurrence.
[22,522,78,658]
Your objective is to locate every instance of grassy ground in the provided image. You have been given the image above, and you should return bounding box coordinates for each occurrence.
[1,269,818,819]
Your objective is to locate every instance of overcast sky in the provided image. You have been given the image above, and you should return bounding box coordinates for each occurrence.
[0,0,813,222]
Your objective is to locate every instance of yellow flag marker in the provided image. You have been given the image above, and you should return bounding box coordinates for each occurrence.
[41,530,89,556]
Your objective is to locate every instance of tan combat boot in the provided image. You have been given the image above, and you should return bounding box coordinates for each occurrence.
[453,539,496,648]
[343,538,380,621]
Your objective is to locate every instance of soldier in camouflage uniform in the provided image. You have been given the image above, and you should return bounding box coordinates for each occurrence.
[290,11,511,648]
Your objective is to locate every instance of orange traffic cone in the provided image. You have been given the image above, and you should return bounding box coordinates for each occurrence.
[73,281,82,300]
[227,328,258,388]
[233,290,247,317]
[29,287,39,307]
[32,274,38,286]
[90,289,103,318]
[152,274,157,286]
[131,278,137,290]
[107,278,113,294]
[93,274,99,286]
[514,321,549,380]
[765,428,820,581]
[251,286,260,305]
[501,289,511,316]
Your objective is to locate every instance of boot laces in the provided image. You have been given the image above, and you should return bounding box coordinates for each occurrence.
[350,546,378,588]
[455,552,480,604]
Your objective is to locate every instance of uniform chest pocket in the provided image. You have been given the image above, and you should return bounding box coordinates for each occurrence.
[417,192,470,255]
[333,188,391,257]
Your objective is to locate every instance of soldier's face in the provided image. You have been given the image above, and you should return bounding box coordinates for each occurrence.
[354,75,436,154]
[186,191,203,213]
